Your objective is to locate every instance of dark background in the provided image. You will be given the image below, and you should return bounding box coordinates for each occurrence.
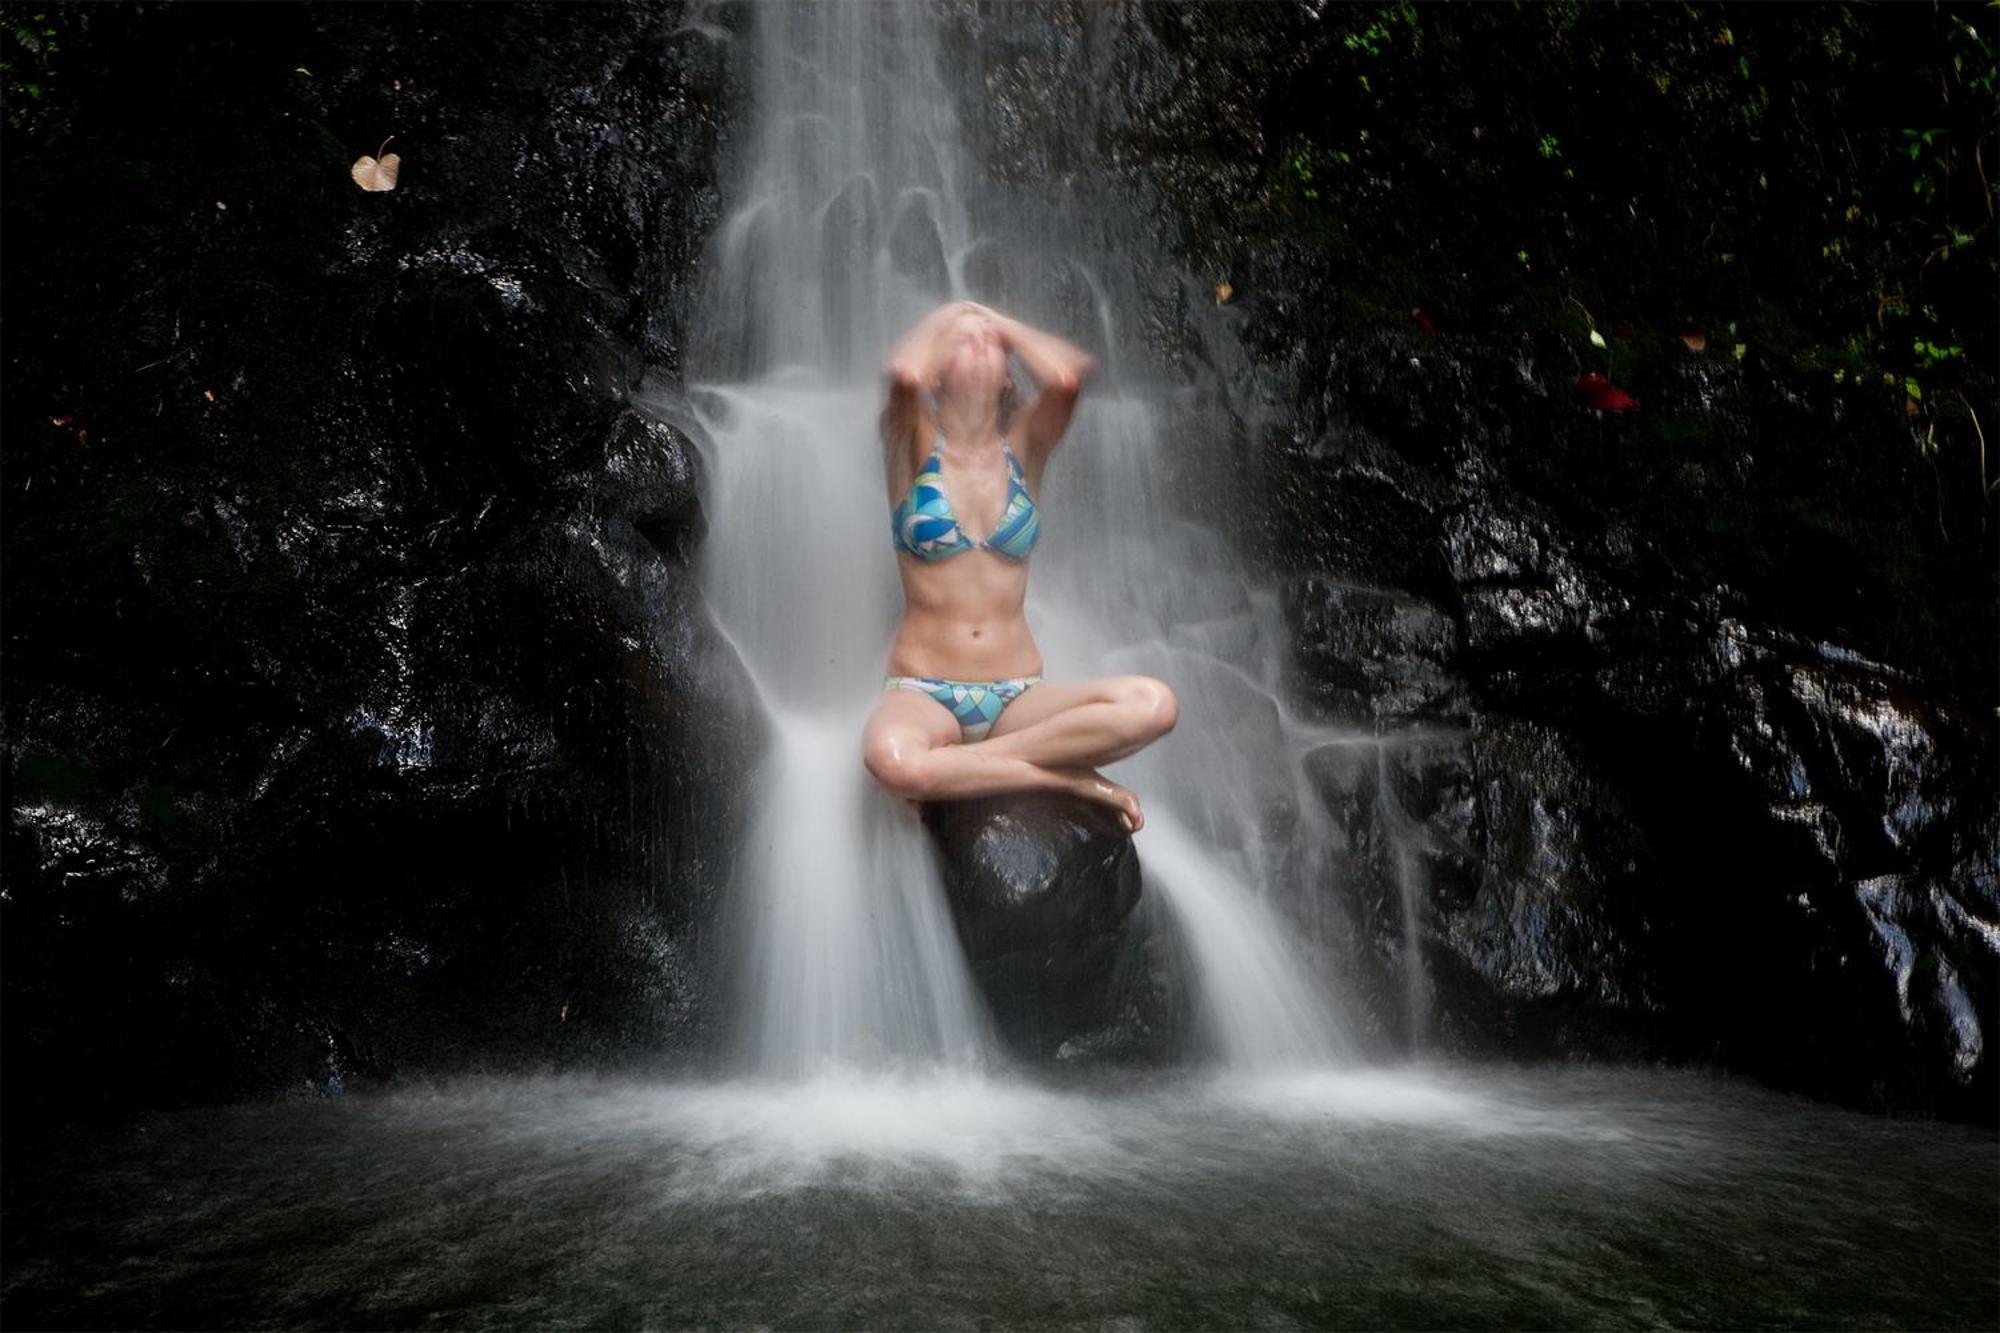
[3,0,1993,1135]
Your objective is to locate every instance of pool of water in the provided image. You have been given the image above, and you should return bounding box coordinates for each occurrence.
[4,1059,1993,1330]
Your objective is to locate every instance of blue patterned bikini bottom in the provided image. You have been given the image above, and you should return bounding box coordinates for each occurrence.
[883,673,1043,742]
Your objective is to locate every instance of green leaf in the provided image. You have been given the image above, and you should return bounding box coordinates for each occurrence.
[1588,328,1607,348]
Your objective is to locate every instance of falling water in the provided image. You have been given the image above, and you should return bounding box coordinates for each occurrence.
[660,0,1420,1072]
[1377,743,1434,1050]
[668,4,1000,1077]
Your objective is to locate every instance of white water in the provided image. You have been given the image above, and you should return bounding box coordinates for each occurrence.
[679,382,992,1076]
[661,0,1426,1075]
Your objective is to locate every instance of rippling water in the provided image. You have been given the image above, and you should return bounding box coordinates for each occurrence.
[5,1062,1992,1330]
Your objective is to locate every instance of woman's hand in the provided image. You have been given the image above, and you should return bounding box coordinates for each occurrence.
[957,305,1096,461]
[885,301,983,388]
[978,307,1094,394]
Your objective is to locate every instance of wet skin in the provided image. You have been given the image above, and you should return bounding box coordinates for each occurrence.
[862,303,1175,832]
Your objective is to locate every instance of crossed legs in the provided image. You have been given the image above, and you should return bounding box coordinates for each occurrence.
[861,675,1179,832]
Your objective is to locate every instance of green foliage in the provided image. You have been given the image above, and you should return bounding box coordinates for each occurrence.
[1257,0,1996,486]
[1900,128,1947,204]
[1341,1,1417,59]
[1285,139,1321,201]
[0,3,67,139]
[1281,133,1356,205]
[1914,336,1962,370]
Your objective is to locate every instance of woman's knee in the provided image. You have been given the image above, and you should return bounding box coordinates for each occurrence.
[863,733,935,799]
[1117,676,1179,743]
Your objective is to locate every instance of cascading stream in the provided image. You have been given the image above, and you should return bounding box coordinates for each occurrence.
[664,0,1429,1074]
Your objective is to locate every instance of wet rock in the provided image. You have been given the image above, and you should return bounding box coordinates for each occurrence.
[887,192,950,292]
[921,791,1178,1062]
[1252,436,1456,599]
[923,793,1141,962]
[1681,616,1998,1115]
[1419,718,1667,1044]
[1445,495,1629,657]
[1310,720,1667,1058]
[1283,578,1464,724]
[1,0,755,1128]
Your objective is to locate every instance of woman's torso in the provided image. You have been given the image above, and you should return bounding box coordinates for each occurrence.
[884,414,1044,680]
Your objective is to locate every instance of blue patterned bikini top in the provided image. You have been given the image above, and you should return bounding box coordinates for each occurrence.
[891,439,1042,562]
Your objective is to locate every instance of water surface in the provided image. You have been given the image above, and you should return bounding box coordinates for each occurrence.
[5,1060,1993,1330]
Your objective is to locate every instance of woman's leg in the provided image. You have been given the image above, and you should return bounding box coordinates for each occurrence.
[968,675,1178,770]
[861,687,1146,831]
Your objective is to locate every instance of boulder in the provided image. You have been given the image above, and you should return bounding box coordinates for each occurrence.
[920,792,1180,1062]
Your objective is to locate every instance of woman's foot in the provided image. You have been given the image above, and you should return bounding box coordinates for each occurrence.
[1059,767,1144,833]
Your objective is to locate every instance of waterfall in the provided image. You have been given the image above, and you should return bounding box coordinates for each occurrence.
[661,0,1401,1075]
[1378,744,1434,1051]
[672,3,999,1077]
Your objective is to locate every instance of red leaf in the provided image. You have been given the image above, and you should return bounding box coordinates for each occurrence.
[1575,372,1638,411]
[1410,306,1439,335]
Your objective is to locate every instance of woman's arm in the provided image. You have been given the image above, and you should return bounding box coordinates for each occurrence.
[971,305,1098,462]
[880,301,977,459]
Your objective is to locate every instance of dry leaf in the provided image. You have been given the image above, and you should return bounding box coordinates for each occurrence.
[202,389,215,402]
[351,151,401,191]
[1215,282,1234,306]
[1680,331,1706,352]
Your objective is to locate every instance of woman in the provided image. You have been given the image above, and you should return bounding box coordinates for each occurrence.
[861,300,1178,834]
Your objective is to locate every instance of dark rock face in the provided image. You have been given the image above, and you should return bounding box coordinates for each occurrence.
[920,793,1183,1062]
[1283,579,1462,724]
[937,2,1998,1120]
[1616,614,1997,1116]
[2,1,759,1127]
